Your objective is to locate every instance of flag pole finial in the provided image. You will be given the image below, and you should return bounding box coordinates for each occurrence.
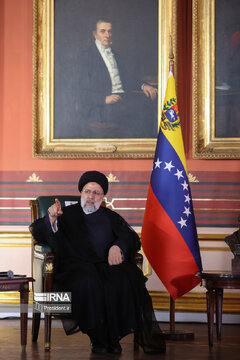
[169,35,174,74]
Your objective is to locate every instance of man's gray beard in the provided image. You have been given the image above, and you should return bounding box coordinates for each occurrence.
[81,197,101,215]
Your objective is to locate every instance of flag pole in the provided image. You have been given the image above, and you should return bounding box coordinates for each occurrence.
[163,36,194,341]
[169,35,177,335]
[169,35,174,74]
[169,35,176,334]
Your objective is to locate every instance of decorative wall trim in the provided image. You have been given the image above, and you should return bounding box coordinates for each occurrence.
[200,247,229,252]
[1,291,239,314]
[0,243,31,247]
[0,231,231,251]
[0,232,31,239]
[150,291,240,313]
[0,291,33,304]
[0,231,229,241]
[0,231,31,247]
[198,234,227,241]
[0,170,239,228]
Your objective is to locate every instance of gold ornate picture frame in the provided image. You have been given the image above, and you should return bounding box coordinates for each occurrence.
[32,0,177,158]
[192,0,240,159]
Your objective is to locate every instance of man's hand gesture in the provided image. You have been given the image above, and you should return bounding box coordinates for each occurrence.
[48,198,63,226]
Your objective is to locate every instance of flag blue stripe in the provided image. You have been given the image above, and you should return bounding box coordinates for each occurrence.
[151,131,202,270]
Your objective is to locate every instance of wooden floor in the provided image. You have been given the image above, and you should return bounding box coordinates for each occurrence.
[0,319,240,360]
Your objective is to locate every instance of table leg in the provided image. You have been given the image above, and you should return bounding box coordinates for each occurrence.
[215,288,223,341]
[206,289,215,347]
[20,283,29,350]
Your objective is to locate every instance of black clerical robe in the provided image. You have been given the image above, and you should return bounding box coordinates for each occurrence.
[30,203,165,352]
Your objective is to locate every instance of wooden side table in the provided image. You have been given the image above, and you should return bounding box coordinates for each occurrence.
[197,271,240,347]
[0,277,34,350]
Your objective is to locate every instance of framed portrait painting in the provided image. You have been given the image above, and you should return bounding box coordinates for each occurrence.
[33,0,177,158]
[192,0,240,159]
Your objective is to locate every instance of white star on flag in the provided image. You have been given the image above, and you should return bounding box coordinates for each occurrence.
[178,217,187,228]
[174,169,184,180]
[164,161,175,172]
[154,158,162,169]
[184,194,191,204]
[183,207,191,217]
[181,180,189,191]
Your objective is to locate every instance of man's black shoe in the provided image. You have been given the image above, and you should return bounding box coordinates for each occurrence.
[91,341,107,354]
[108,341,122,354]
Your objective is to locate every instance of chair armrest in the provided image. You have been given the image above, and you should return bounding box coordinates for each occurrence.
[44,252,54,292]
[34,243,52,255]
[32,243,54,293]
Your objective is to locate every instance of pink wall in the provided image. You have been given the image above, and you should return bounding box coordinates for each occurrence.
[0,0,239,174]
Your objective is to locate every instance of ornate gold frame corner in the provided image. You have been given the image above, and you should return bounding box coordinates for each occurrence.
[192,0,240,159]
[32,0,177,159]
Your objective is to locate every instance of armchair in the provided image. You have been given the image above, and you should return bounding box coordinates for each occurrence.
[30,195,143,351]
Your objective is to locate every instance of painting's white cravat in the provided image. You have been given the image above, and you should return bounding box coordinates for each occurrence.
[95,40,124,94]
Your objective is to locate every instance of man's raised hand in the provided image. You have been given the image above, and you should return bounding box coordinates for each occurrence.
[48,198,63,225]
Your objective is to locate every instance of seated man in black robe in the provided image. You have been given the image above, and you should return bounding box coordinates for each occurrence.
[30,171,165,355]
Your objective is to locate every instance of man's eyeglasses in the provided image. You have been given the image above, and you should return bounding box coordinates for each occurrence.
[82,189,104,196]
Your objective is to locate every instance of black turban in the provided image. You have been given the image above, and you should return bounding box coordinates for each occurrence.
[78,171,108,194]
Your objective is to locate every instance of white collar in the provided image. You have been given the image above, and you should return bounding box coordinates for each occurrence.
[95,39,112,53]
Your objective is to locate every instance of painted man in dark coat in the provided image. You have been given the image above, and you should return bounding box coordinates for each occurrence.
[30,171,165,355]
[76,20,158,138]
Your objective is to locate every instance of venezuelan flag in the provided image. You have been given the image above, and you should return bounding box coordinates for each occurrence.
[141,72,202,300]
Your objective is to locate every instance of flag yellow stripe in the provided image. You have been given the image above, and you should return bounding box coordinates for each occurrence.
[161,74,188,174]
